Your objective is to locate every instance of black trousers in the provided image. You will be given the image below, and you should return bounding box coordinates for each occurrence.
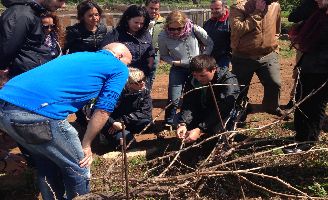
[294,73,328,142]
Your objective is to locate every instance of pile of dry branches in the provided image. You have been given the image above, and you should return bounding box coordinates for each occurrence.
[75,81,328,200]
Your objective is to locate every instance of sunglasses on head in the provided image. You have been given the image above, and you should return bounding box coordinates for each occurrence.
[42,24,56,30]
[168,26,184,32]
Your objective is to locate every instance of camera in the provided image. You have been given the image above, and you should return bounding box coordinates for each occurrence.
[264,0,273,5]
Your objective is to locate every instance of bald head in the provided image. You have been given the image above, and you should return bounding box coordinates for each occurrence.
[102,43,132,65]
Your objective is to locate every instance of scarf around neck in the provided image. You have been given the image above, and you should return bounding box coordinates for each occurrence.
[211,9,229,22]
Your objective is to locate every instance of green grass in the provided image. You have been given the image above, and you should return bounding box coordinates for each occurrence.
[279,40,296,58]
[308,182,328,197]
[129,155,146,168]
[156,62,171,75]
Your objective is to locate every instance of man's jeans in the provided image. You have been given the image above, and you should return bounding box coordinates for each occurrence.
[231,51,281,112]
[165,66,190,124]
[0,102,90,200]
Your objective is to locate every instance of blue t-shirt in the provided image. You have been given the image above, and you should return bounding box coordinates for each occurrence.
[0,50,129,119]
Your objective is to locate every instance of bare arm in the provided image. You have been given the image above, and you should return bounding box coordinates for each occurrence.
[79,109,110,167]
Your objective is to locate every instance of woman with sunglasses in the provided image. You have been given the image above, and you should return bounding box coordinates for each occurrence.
[98,67,152,148]
[158,10,213,128]
[41,12,63,59]
[101,5,155,90]
[63,0,107,54]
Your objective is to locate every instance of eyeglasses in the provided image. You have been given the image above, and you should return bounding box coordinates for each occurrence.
[42,24,56,30]
[168,26,184,32]
[129,78,146,85]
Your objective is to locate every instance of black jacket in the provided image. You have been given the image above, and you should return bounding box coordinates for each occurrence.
[178,68,240,134]
[0,0,52,78]
[289,0,328,73]
[106,88,152,132]
[101,28,155,75]
[63,23,107,54]
[203,18,231,62]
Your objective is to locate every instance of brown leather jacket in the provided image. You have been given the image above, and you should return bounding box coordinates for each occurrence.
[230,0,281,59]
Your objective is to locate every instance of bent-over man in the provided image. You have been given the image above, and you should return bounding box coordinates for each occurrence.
[0,43,132,200]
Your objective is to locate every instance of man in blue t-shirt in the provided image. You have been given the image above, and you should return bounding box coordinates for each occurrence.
[0,42,131,200]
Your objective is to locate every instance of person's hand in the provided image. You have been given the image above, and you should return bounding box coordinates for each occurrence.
[108,122,124,135]
[79,146,93,168]
[177,125,187,139]
[112,121,124,130]
[183,128,202,143]
[255,0,266,12]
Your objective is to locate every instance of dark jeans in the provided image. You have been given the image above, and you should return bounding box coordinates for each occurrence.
[294,73,328,142]
[231,51,281,112]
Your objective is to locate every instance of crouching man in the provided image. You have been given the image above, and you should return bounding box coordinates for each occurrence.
[0,43,132,200]
[176,55,240,143]
[101,67,153,147]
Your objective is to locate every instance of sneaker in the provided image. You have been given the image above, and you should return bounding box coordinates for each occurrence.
[282,144,313,154]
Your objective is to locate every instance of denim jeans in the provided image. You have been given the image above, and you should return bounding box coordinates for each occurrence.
[0,101,90,200]
[146,53,160,91]
[165,66,190,124]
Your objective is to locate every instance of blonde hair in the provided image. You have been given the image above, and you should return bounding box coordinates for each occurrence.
[128,67,145,84]
[165,10,188,28]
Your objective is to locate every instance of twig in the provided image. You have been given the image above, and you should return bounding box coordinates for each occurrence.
[158,142,184,177]
[121,121,129,199]
[238,175,318,199]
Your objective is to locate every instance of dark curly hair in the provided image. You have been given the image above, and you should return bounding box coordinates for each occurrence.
[77,0,103,23]
[41,12,64,47]
[117,5,150,37]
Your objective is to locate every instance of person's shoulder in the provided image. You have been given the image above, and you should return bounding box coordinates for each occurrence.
[156,15,166,23]
[65,23,81,33]
[97,23,108,33]
[203,18,211,25]
[158,30,168,38]
[141,31,152,41]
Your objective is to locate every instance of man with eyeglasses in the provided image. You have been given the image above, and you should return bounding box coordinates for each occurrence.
[0,0,66,79]
[144,0,165,90]
[203,0,231,69]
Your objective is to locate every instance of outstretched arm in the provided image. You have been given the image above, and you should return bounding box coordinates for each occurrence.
[80,109,110,167]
